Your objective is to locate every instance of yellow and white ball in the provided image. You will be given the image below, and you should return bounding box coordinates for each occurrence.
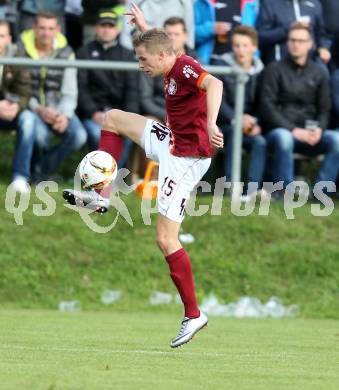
[79,151,117,190]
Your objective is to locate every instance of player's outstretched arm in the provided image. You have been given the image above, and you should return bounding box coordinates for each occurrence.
[124,1,149,32]
[200,74,224,149]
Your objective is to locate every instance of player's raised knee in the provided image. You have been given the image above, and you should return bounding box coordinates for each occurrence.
[103,109,122,134]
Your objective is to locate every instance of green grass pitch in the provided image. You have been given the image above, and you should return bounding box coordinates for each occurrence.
[0,131,338,389]
[0,310,338,390]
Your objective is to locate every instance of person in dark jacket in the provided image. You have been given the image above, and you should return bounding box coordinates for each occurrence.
[211,0,241,59]
[81,0,123,44]
[330,34,339,127]
[261,22,339,192]
[214,25,266,198]
[319,0,339,51]
[326,1,339,126]
[0,0,19,40]
[0,20,34,192]
[77,9,139,158]
[256,0,330,66]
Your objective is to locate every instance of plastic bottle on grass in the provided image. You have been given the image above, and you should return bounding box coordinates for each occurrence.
[101,289,121,305]
[58,300,81,312]
[149,291,172,305]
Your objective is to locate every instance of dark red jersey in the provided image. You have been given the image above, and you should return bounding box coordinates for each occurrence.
[164,54,212,158]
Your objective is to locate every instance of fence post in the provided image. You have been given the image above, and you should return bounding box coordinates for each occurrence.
[231,72,248,197]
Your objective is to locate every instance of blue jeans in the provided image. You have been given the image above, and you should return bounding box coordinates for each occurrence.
[0,109,36,180]
[82,118,134,168]
[222,125,267,187]
[34,114,87,178]
[266,127,339,186]
[82,118,101,151]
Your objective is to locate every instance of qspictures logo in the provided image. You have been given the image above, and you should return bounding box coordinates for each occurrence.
[3,168,337,234]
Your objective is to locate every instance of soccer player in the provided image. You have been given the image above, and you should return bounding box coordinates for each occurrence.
[63,3,223,348]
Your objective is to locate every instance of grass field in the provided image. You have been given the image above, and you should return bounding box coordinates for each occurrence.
[1,132,339,389]
[0,310,338,390]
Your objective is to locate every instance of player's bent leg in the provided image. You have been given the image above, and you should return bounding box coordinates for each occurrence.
[156,214,208,348]
[63,110,149,212]
[103,109,147,146]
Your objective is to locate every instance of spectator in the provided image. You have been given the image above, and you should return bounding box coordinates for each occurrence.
[0,1,19,41]
[241,0,260,28]
[0,20,35,193]
[120,0,194,51]
[214,25,266,198]
[77,9,138,157]
[194,0,233,64]
[81,0,123,45]
[330,39,339,127]
[256,0,331,66]
[65,0,84,51]
[19,0,66,32]
[18,11,87,180]
[212,0,241,59]
[210,0,260,59]
[194,0,215,64]
[213,0,259,58]
[261,22,339,198]
[331,52,339,125]
[319,0,339,53]
[330,29,339,70]
[164,17,196,58]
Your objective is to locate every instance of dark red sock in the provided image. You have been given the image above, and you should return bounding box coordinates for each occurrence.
[165,248,200,319]
[96,129,123,199]
[99,129,123,161]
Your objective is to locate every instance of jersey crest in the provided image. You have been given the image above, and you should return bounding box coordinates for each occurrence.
[168,78,177,95]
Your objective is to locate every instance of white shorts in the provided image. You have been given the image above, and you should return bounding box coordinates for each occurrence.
[141,119,211,223]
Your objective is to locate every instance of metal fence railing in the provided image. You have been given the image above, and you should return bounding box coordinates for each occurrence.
[0,58,248,194]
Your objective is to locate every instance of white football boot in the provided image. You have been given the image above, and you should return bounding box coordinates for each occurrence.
[170,311,208,348]
[63,188,110,213]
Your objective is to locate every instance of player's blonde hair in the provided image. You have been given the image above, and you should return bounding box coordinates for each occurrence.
[132,28,174,55]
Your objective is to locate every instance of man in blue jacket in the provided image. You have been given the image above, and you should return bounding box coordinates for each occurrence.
[194,0,231,64]
[256,0,330,65]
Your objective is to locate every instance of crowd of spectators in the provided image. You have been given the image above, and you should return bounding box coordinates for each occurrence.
[1,0,339,199]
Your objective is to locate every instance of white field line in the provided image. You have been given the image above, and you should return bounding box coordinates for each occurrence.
[0,344,290,359]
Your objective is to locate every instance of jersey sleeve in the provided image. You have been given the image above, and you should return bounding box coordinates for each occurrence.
[178,56,209,91]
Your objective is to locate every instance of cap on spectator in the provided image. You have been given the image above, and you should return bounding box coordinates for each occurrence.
[97,9,119,26]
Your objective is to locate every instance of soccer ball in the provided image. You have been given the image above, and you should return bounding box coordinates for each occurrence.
[79,151,117,190]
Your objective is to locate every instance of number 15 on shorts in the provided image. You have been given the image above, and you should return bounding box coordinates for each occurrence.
[161,176,176,196]
[160,176,186,217]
